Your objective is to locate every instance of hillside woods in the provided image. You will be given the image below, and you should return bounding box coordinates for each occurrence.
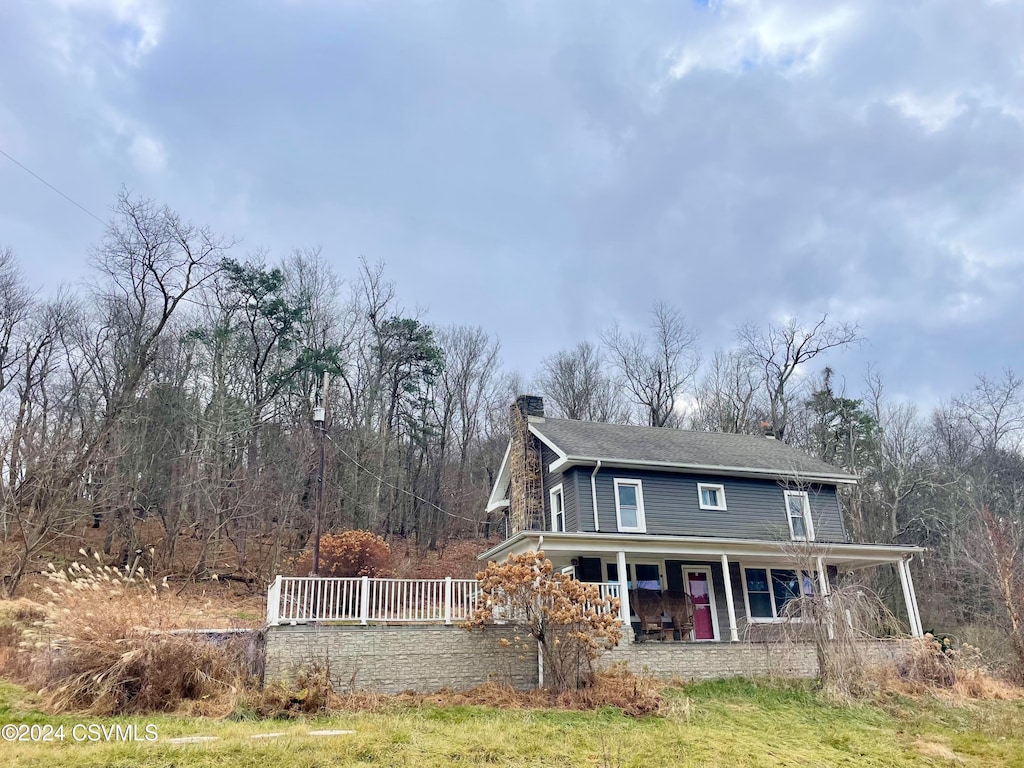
[0,194,1021,674]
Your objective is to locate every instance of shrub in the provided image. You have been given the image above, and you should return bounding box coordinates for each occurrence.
[26,555,255,715]
[294,530,393,577]
[466,551,621,692]
[241,662,335,718]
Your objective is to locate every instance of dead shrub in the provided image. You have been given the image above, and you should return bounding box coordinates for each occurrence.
[872,635,1024,701]
[294,530,393,578]
[241,662,335,718]
[467,551,621,693]
[25,554,255,715]
[324,666,663,717]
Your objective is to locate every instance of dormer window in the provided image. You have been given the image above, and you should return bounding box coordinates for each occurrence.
[697,483,727,511]
[785,490,815,541]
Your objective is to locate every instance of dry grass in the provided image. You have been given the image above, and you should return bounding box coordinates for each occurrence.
[0,674,1022,767]
[390,664,665,717]
[864,636,1024,703]
[17,556,260,716]
[0,599,44,680]
[244,662,665,720]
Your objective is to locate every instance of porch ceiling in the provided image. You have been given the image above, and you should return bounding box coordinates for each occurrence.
[478,531,924,570]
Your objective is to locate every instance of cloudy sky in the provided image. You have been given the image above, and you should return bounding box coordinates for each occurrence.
[1,0,1022,404]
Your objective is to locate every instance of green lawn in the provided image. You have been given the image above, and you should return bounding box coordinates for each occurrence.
[0,679,1022,767]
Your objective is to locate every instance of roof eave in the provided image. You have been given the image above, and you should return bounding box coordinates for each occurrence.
[478,530,923,566]
[547,455,859,484]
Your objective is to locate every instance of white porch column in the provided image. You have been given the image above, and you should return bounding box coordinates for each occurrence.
[816,556,835,640]
[266,575,282,626]
[905,557,923,637]
[815,556,829,596]
[897,559,923,637]
[616,550,632,644]
[720,554,739,642]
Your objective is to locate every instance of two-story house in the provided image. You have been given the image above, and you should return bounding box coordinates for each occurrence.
[480,396,925,643]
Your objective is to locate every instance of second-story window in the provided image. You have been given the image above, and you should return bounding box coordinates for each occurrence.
[697,483,727,511]
[550,484,565,532]
[785,490,815,541]
[614,479,646,533]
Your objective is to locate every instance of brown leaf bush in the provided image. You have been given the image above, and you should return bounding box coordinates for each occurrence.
[466,550,622,692]
[294,530,393,578]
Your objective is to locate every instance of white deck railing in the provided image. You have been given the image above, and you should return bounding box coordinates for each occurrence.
[266,575,481,626]
[266,576,621,626]
[594,582,620,605]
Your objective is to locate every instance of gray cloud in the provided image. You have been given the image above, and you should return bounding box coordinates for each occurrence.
[1,0,1021,403]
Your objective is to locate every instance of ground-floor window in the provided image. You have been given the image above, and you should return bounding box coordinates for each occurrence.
[742,567,816,621]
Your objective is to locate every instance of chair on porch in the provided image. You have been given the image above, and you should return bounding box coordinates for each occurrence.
[662,590,694,642]
[630,588,694,642]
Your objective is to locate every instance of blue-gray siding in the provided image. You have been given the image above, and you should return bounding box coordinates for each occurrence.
[567,468,849,543]
[540,445,577,531]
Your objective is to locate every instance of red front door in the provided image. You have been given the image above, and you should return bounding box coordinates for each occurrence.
[686,570,716,641]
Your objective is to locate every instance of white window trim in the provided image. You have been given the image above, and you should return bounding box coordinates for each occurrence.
[613,478,646,533]
[697,482,727,511]
[549,483,565,533]
[784,490,815,542]
[740,565,819,623]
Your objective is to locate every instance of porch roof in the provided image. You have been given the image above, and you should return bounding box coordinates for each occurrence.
[478,531,925,571]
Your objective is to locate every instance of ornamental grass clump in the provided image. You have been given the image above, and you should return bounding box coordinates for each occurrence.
[466,551,622,693]
[25,553,253,715]
[892,634,1021,700]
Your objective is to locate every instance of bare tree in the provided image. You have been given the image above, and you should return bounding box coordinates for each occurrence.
[971,503,1024,681]
[85,192,230,564]
[689,348,760,433]
[737,314,860,441]
[0,247,33,398]
[535,341,627,423]
[953,369,1024,455]
[0,293,83,595]
[601,303,699,427]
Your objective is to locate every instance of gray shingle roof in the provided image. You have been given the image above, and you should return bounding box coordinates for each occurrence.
[532,418,856,481]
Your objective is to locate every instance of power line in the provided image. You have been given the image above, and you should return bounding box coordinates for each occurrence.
[0,147,106,226]
[327,434,486,529]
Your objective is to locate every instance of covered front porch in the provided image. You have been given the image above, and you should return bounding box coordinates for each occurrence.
[479,531,926,643]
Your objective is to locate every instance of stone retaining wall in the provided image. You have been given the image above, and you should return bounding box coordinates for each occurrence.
[265,625,538,694]
[602,641,817,680]
[265,624,909,693]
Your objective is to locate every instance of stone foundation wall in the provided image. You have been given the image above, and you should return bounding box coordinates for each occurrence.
[601,641,818,680]
[601,638,910,681]
[265,625,538,694]
[265,624,910,693]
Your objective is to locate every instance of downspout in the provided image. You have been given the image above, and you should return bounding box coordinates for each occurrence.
[590,460,602,532]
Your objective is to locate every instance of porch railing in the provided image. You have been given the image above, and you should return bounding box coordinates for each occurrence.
[266,575,481,626]
[266,576,621,626]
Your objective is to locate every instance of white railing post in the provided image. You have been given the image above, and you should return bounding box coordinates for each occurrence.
[444,576,453,625]
[267,575,283,626]
[360,575,370,625]
[616,551,632,644]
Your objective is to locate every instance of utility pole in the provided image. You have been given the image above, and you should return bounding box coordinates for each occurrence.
[311,371,328,576]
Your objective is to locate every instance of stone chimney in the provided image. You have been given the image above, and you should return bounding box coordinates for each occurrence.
[508,395,545,534]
